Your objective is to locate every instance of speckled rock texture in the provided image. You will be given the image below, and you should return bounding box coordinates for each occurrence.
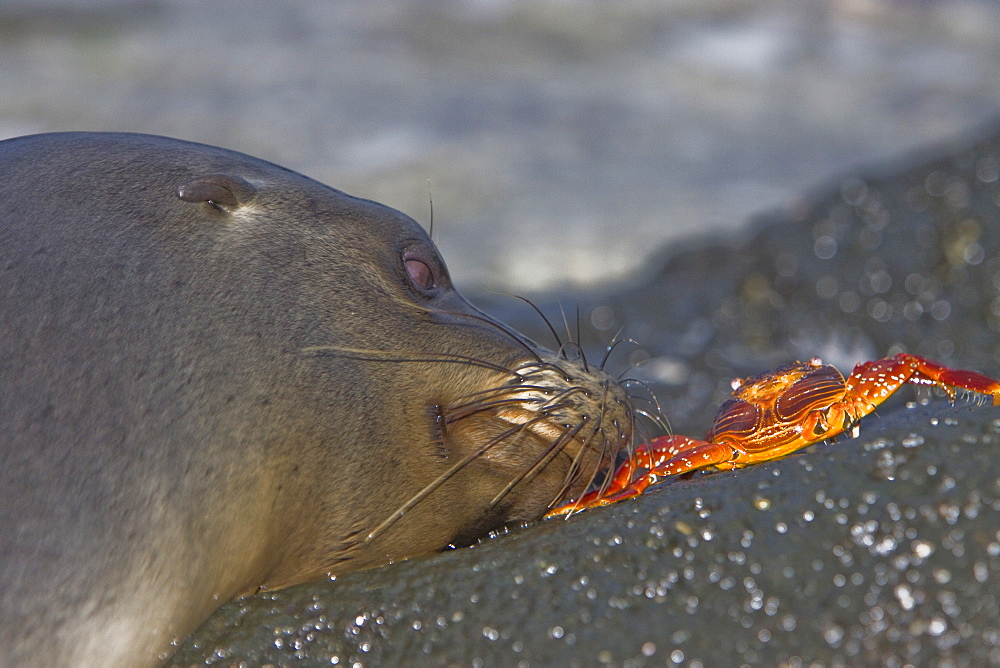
[172,128,1000,666]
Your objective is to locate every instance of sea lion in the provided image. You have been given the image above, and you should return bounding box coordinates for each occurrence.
[0,132,632,666]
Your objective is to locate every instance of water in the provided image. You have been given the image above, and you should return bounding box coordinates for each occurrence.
[2,0,999,292]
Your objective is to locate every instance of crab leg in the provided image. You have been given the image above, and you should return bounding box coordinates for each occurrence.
[843,353,1000,415]
[546,435,720,514]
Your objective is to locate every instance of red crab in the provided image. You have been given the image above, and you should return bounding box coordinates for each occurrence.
[548,353,1000,516]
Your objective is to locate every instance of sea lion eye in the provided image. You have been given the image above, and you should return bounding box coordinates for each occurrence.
[405,258,436,291]
[176,174,256,214]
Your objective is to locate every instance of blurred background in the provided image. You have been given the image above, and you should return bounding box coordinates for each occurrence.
[2,0,999,293]
[7,4,1000,661]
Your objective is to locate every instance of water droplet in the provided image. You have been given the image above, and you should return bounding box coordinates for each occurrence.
[823,623,845,646]
[925,171,947,196]
[895,584,915,610]
[814,236,837,260]
[912,540,933,559]
[977,157,999,183]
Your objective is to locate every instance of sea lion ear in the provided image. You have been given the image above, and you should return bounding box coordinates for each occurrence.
[176,174,256,214]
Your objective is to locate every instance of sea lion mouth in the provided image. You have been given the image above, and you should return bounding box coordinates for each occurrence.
[493,405,579,451]
[365,353,634,545]
[439,356,635,508]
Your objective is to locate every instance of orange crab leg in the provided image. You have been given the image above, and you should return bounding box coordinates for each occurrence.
[548,435,732,513]
[547,436,710,514]
[842,353,1000,415]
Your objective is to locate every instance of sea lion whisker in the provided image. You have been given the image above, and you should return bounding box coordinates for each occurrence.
[575,302,584,367]
[560,369,642,516]
[557,302,575,359]
[442,382,583,415]
[613,358,653,381]
[564,385,608,487]
[616,375,669,416]
[440,381,588,419]
[603,389,669,441]
[553,424,636,518]
[444,391,537,413]
[448,401,580,432]
[445,386,584,422]
[598,336,639,374]
[502,293,565,352]
[427,182,434,239]
[366,426,527,544]
[489,422,584,508]
[556,340,590,372]
[366,412,559,544]
[446,381,570,405]
[585,384,628,500]
[301,346,518,377]
[620,377,656,392]
[622,388,671,432]
[477,385,600,424]
[453,380,620,471]
[441,377,624,512]
[549,420,609,511]
[406,302,545,365]
[631,406,672,437]
[549,433,616,517]
[620,378,671,434]
[442,396,553,423]
[513,359,581,382]
[599,334,637,371]
[549,381,622,512]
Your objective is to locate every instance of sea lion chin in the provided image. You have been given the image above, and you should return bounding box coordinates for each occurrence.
[0,132,633,666]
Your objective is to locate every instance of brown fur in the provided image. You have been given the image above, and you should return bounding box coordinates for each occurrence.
[0,133,631,666]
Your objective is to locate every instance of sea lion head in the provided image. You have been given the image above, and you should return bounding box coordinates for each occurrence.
[0,132,634,616]
[0,132,635,665]
[170,156,639,581]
